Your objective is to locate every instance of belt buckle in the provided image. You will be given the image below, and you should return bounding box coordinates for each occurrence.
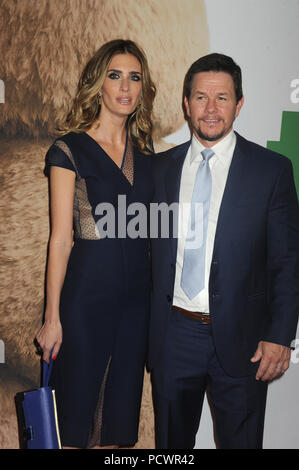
[199,314,210,324]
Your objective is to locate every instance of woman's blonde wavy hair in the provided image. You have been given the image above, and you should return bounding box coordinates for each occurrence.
[57,39,156,154]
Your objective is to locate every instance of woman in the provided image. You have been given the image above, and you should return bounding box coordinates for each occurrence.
[36,39,156,449]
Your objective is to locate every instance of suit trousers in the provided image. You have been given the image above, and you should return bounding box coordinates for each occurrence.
[151,307,268,449]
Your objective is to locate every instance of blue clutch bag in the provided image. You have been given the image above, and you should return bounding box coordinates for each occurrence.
[16,356,62,449]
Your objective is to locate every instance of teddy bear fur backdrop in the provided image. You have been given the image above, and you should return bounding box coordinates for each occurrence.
[0,0,209,448]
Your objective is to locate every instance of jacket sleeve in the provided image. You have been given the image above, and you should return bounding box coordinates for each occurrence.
[264,158,299,347]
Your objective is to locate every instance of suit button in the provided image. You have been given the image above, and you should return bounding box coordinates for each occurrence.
[166,295,172,303]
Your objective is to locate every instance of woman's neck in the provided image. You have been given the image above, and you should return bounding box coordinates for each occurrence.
[88,112,128,146]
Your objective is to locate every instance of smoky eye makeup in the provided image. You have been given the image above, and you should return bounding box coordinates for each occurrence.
[107,70,142,81]
[107,71,120,80]
[130,73,142,81]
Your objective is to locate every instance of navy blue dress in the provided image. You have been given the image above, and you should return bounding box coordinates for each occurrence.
[45,131,153,448]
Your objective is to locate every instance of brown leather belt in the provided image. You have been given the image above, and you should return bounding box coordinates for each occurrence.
[172,305,211,324]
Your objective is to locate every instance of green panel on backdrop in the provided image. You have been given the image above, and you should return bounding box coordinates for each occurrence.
[267,111,299,197]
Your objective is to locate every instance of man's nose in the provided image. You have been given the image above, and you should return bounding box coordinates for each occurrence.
[206,98,217,113]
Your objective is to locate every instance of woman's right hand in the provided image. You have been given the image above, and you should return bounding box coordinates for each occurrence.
[35,318,63,364]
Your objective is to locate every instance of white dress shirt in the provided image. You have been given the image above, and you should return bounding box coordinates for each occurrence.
[173,130,237,313]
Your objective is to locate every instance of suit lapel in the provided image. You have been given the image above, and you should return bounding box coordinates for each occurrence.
[213,133,249,255]
[164,141,191,264]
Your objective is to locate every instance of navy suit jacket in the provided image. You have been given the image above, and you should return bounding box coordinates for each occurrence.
[148,132,299,377]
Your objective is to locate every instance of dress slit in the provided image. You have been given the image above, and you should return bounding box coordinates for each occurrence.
[87,356,112,448]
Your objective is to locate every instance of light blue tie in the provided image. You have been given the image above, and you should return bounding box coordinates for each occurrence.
[181,148,214,299]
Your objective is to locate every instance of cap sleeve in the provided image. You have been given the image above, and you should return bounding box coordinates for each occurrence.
[44,142,77,176]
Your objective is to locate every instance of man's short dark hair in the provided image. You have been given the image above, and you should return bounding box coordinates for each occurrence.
[184,53,243,103]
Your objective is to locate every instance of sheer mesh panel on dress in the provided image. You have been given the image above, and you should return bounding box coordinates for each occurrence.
[54,140,100,239]
[87,356,112,448]
[122,139,134,186]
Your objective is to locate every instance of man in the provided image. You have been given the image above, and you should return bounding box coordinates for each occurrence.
[149,53,299,449]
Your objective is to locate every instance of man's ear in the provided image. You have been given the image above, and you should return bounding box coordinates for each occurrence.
[184,96,191,118]
[235,96,244,118]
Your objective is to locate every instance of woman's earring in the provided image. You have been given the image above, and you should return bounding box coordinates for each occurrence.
[135,102,141,114]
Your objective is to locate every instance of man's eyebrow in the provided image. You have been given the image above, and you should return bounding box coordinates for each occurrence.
[193,90,229,96]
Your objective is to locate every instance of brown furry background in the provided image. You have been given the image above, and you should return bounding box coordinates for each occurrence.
[0,0,209,449]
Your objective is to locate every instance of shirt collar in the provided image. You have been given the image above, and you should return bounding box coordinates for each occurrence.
[190,130,236,167]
